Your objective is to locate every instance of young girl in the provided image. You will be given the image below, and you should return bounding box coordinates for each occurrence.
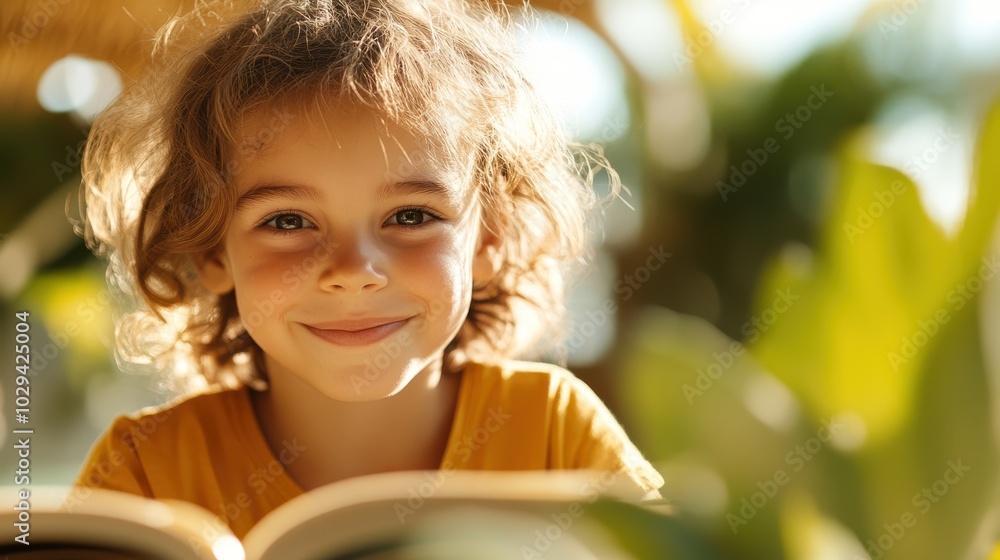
[74,0,663,540]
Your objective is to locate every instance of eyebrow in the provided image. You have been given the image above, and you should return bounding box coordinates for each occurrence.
[234,184,325,213]
[377,180,460,203]
[234,180,460,213]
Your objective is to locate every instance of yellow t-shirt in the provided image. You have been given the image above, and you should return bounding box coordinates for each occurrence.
[74,360,663,540]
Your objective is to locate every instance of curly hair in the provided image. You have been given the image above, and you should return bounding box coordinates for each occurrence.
[79,0,619,393]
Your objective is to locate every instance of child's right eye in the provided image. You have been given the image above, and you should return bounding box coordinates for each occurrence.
[258,212,316,231]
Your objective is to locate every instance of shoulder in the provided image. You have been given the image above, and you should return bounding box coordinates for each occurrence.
[461,359,620,439]
[463,359,664,494]
[75,385,250,493]
[467,359,593,397]
[86,385,248,464]
[471,358,577,380]
[118,385,246,433]
[466,359,609,418]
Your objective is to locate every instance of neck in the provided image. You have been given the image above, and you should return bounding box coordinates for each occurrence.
[250,354,462,491]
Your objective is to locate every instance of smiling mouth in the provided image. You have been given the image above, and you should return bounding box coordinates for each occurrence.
[303,317,411,347]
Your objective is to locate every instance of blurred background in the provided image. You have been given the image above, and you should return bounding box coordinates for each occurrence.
[2,0,1000,558]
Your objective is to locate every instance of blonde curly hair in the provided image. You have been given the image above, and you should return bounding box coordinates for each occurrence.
[80,0,619,392]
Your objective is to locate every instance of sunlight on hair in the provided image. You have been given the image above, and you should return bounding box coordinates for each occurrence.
[120,168,146,235]
[37,55,122,122]
[80,0,611,389]
[515,10,629,142]
[162,308,211,392]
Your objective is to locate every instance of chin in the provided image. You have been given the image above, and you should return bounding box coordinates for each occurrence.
[306,363,413,402]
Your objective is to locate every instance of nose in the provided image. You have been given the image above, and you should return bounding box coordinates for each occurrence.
[316,234,388,294]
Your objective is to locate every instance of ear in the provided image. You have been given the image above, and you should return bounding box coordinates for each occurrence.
[472,225,503,285]
[192,249,235,295]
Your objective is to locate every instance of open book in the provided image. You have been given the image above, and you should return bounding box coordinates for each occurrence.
[0,470,669,559]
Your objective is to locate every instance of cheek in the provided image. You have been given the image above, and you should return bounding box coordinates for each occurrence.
[392,237,474,301]
[230,243,319,303]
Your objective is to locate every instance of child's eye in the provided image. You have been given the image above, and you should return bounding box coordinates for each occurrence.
[386,208,440,227]
[259,212,315,231]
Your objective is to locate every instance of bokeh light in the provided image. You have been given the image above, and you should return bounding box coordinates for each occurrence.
[516,10,630,142]
[37,55,122,122]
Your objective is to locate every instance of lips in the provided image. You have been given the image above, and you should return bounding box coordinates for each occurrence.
[303,317,411,347]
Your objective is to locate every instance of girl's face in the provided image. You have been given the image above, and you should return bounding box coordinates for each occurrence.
[196,102,498,401]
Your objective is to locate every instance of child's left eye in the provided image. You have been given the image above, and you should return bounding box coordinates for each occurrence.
[387,208,439,226]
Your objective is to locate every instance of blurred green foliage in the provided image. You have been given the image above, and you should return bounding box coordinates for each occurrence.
[608,21,1000,560]
[596,2,1000,559]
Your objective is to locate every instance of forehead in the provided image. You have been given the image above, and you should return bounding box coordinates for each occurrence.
[230,98,470,189]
